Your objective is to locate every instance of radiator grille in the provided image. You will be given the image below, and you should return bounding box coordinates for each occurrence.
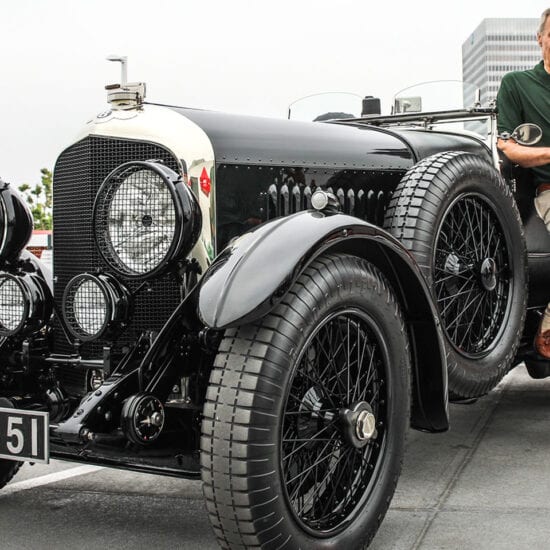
[53,136,181,358]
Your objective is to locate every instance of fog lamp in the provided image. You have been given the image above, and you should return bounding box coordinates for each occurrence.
[0,272,52,337]
[62,273,130,342]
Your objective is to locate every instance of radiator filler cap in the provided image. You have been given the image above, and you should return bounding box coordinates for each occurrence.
[105,55,146,110]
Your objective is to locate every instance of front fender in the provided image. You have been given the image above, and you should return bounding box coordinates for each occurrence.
[199,211,369,328]
[198,211,449,432]
[199,211,421,327]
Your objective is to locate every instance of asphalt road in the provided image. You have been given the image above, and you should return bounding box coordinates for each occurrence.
[0,365,548,550]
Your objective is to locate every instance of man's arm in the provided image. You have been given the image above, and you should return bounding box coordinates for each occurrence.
[494,72,546,167]
[497,138,550,168]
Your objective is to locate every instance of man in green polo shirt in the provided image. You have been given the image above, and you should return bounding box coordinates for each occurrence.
[497,8,550,358]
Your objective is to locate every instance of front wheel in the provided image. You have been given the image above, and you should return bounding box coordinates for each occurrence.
[0,459,21,490]
[201,254,410,549]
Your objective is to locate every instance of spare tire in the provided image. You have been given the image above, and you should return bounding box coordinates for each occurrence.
[384,151,526,399]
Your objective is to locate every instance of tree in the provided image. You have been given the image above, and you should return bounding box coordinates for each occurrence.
[18,168,52,230]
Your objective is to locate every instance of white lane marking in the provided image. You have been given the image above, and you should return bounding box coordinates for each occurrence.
[1,465,104,496]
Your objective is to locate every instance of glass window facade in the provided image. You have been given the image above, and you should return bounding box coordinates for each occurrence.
[462,18,540,108]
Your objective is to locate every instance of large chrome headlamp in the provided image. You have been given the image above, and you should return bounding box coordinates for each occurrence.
[62,273,131,342]
[93,161,201,279]
[0,180,33,263]
[0,272,52,337]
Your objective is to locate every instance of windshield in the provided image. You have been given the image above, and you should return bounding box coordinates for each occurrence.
[392,80,482,113]
[288,81,491,141]
[393,80,490,140]
[287,92,363,122]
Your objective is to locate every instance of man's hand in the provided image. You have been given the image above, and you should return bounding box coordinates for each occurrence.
[497,138,550,168]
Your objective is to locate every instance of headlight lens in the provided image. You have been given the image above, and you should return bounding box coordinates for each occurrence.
[74,279,107,336]
[0,277,27,334]
[62,273,130,341]
[0,180,33,263]
[93,161,201,279]
[106,169,174,274]
[0,272,52,337]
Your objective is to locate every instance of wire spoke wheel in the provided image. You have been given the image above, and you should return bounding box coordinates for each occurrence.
[384,151,526,398]
[434,194,511,357]
[201,254,410,549]
[281,310,387,533]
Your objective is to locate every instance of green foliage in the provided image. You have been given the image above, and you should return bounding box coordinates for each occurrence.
[18,168,52,230]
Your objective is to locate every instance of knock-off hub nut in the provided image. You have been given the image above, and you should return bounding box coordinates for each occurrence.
[356,409,377,441]
[340,401,378,448]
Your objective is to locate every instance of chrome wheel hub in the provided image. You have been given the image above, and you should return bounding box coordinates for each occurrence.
[340,401,377,449]
[356,409,377,441]
[480,257,497,291]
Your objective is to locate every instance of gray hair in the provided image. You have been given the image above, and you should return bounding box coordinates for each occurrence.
[539,8,550,34]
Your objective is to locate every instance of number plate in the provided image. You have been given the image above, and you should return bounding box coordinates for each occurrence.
[0,407,49,464]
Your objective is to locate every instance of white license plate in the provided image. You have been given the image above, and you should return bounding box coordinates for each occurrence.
[0,407,49,464]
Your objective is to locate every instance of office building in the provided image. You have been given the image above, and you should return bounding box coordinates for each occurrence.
[462,18,540,107]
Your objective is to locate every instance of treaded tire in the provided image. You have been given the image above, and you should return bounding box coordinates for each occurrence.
[384,151,526,399]
[0,459,21,490]
[201,253,410,550]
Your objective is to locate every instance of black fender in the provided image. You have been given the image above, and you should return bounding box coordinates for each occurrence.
[198,211,449,432]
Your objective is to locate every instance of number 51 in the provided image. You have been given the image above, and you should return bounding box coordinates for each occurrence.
[7,417,38,456]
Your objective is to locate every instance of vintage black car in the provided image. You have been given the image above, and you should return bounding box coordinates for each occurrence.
[0,70,547,549]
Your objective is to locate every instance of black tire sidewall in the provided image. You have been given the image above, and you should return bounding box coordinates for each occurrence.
[0,459,21,490]
[255,256,410,549]
[386,152,526,397]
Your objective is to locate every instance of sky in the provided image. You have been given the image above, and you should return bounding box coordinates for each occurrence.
[0,0,548,186]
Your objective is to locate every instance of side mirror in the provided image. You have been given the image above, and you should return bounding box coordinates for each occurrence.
[513,123,543,146]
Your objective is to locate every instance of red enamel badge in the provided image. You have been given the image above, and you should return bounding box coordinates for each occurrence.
[200,167,211,196]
